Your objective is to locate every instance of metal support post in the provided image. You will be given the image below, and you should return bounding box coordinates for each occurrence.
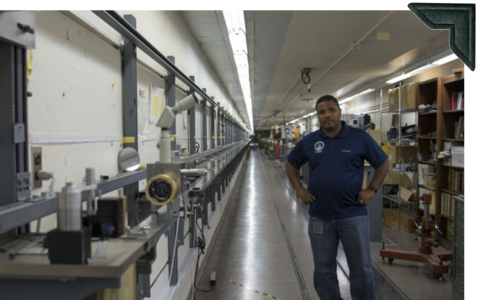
[0,42,19,207]
[122,15,139,227]
[222,172,226,193]
[189,195,197,249]
[226,167,229,188]
[225,114,228,145]
[201,191,209,226]
[216,179,222,201]
[188,76,196,155]
[202,88,207,152]
[167,220,179,285]
[210,100,215,149]
[223,114,226,145]
[0,37,31,236]
[216,102,221,147]
[230,117,232,144]
[166,56,176,149]
[209,185,216,211]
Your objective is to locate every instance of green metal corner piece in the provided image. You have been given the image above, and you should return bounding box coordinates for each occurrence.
[409,3,476,71]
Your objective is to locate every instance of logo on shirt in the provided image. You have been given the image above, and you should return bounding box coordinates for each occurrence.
[315,141,325,153]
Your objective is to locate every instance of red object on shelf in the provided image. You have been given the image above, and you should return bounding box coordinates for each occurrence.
[276,142,280,159]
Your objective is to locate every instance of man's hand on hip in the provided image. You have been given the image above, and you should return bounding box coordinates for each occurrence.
[358,189,375,206]
[296,188,315,205]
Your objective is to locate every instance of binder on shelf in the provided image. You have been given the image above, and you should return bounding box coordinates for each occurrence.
[441,193,445,216]
[452,92,456,110]
[460,120,464,140]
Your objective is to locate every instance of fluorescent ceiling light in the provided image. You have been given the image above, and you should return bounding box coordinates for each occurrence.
[408,64,434,76]
[386,73,411,84]
[224,10,253,130]
[386,54,459,85]
[302,114,309,118]
[359,88,375,95]
[338,88,375,105]
[432,54,458,66]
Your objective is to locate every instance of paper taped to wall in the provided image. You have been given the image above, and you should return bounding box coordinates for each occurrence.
[150,85,165,124]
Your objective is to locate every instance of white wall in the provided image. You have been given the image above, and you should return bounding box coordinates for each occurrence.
[29,11,124,230]
[29,9,246,215]
[27,10,247,299]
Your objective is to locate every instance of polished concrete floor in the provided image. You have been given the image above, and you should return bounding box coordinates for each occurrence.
[195,149,454,300]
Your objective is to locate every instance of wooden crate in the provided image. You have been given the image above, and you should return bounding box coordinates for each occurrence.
[382,208,416,233]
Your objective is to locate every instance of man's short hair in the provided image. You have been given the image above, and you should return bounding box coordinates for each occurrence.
[316,95,340,111]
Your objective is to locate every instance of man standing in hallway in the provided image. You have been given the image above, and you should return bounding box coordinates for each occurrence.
[285,95,389,300]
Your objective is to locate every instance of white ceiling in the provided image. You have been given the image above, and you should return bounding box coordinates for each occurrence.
[180,10,450,130]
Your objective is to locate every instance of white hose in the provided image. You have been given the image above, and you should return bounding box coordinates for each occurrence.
[37,170,56,191]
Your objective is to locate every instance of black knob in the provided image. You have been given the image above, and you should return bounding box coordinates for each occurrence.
[17,23,35,34]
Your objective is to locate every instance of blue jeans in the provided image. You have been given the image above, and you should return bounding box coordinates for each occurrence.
[308,215,375,300]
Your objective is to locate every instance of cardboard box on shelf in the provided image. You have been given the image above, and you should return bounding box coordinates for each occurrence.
[384,170,414,189]
[388,87,405,110]
[400,187,414,202]
[388,82,418,110]
[405,82,419,109]
[387,145,417,164]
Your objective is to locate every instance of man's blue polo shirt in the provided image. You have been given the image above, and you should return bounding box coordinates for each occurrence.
[287,121,388,220]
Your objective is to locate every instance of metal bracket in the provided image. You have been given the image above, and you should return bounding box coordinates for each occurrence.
[301,68,311,75]
[13,123,26,144]
[16,172,31,200]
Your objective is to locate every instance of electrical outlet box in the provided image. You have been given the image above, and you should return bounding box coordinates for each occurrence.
[139,89,146,98]
[32,147,42,189]
[210,271,216,286]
